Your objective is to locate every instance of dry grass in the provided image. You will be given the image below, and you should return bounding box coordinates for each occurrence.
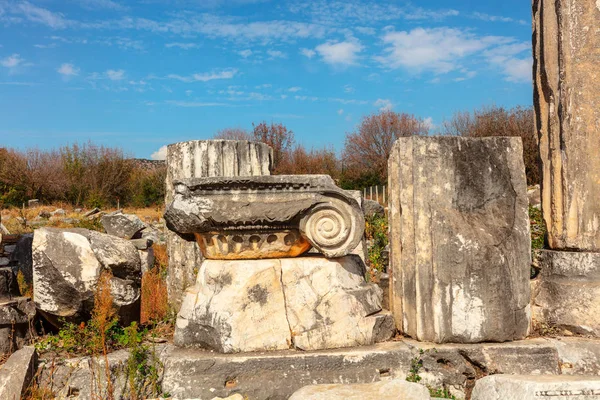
[0,204,164,234]
[141,244,169,325]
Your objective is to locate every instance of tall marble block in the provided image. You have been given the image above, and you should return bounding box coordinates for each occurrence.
[165,140,273,308]
[534,0,600,251]
[388,136,531,343]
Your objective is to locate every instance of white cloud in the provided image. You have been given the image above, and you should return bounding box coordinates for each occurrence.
[57,63,79,76]
[185,89,193,96]
[315,39,363,66]
[337,108,344,115]
[106,69,125,80]
[166,68,238,83]
[238,49,253,58]
[374,98,393,111]
[423,117,436,130]
[167,100,229,107]
[343,84,355,93]
[78,0,128,11]
[375,27,509,74]
[503,58,532,83]
[165,42,199,49]
[300,48,316,58]
[14,1,69,29]
[151,145,167,161]
[472,12,527,25]
[34,43,57,49]
[280,94,288,99]
[267,49,286,59]
[1,53,25,68]
[288,86,302,92]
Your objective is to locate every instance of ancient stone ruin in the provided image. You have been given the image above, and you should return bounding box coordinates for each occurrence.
[388,136,531,343]
[164,169,393,352]
[2,1,600,398]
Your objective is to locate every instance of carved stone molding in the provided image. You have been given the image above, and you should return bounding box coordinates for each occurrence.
[164,175,365,259]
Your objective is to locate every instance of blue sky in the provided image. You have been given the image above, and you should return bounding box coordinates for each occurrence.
[0,0,533,160]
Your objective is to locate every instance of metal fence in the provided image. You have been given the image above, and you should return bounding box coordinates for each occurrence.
[363,185,387,205]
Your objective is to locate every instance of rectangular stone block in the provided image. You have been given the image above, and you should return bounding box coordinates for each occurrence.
[534,0,600,251]
[533,250,600,336]
[388,136,531,343]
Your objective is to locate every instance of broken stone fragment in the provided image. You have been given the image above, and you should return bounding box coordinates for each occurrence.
[101,210,146,239]
[0,346,38,400]
[164,175,365,259]
[0,297,36,354]
[32,227,141,327]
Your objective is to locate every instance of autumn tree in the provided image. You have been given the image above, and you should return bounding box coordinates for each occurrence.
[342,110,429,187]
[213,127,251,141]
[251,121,295,174]
[441,105,539,185]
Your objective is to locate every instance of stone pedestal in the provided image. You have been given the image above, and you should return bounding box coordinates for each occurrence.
[533,250,600,336]
[534,0,600,251]
[174,256,394,353]
[165,140,273,309]
[387,136,531,343]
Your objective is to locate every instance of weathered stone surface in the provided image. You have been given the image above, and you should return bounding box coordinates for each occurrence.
[139,248,155,274]
[161,342,414,399]
[101,210,146,239]
[388,136,531,343]
[174,256,392,353]
[32,228,141,327]
[160,338,571,400]
[550,338,600,376]
[288,379,431,400]
[362,199,385,219]
[405,338,561,399]
[165,175,365,259]
[0,297,36,354]
[533,250,600,336]
[280,256,393,351]
[0,346,37,400]
[472,375,600,400]
[174,258,291,353]
[534,0,600,251]
[165,140,272,309]
[10,234,33,286]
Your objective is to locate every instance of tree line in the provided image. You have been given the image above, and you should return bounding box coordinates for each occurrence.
[0,143,166,208]
[0,104,537,208]
[216,105,538,189]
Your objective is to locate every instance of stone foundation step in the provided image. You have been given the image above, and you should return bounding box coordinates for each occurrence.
[472,375,600,400]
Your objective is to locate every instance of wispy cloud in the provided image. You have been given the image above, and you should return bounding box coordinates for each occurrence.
[12,1,70,29]
[166,68,238,82]
[315,38,363,66]
[267,49,286,59]
[472,12,527,26]
[288,86,302,92]
[374,98,392,111]
[77,0,128,11]
[238,49,253,58]
[106,69,125,80]
[300,48,316,58]
[165,42,199,49]
[167,100,230,107]
[1,53,26,68]
[57,63,79,76]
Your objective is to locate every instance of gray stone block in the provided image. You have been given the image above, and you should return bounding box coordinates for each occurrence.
[388,136,531,343]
